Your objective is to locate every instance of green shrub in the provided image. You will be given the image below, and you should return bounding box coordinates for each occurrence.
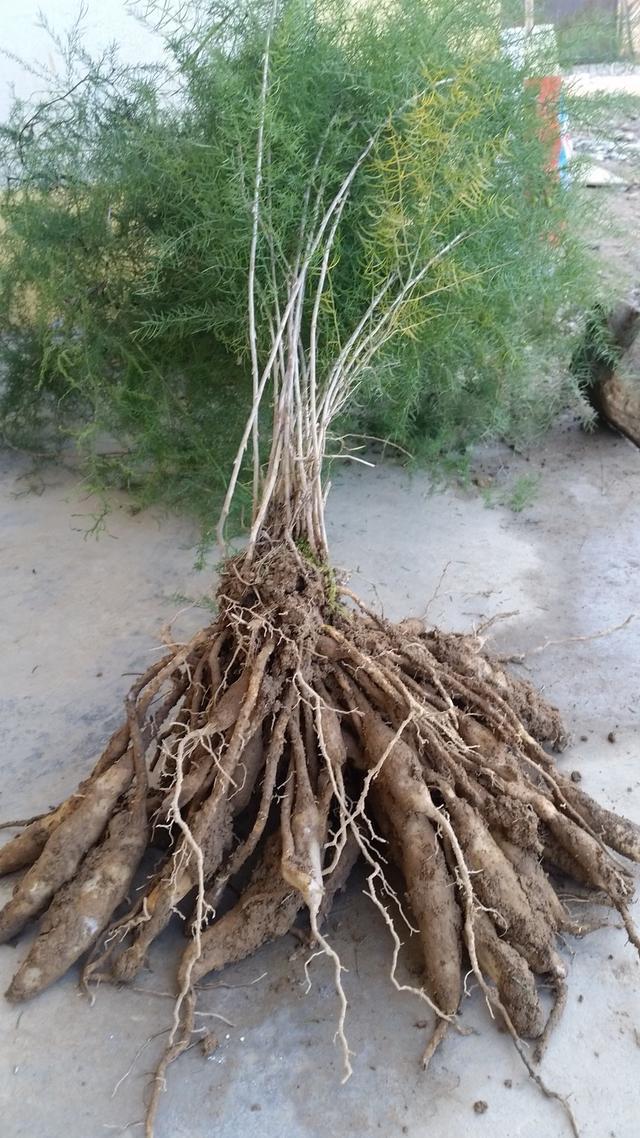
[0,0,594,527]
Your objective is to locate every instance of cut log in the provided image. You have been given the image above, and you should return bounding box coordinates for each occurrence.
[572,300,640,446]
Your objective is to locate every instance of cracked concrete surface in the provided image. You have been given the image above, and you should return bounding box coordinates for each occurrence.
[1,420,639,1138]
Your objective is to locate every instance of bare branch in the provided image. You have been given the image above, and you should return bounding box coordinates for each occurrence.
[248,0,277,511]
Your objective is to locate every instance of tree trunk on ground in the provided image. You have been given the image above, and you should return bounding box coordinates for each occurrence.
[573,299,640,447]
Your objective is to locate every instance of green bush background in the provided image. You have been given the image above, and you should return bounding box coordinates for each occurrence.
[0,0,594,532]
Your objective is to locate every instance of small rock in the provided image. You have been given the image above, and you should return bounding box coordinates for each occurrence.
[571,770,582,783]
[473,1101,488,1115]
[200,1033,219,1058]
[583,164,626,187]
[504,1078,512,1088]
[608,731,617,744]
[414,1020,428,1030]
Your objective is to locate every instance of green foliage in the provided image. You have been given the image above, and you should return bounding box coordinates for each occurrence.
[0,0,594,527]
[504,472,539,512]
[554,12,621,68]
[569,303,619,388]
[565,89,640,136]
[479,472,538,513]
[349,59,594,462]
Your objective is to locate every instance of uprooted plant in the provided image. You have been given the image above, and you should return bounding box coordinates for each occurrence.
[1,3,639,1137]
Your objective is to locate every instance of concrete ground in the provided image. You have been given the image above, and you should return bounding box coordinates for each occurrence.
[565,63,640,96]
[0,420,639,1138]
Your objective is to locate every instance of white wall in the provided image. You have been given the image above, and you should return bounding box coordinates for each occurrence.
[1,2,166,120]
